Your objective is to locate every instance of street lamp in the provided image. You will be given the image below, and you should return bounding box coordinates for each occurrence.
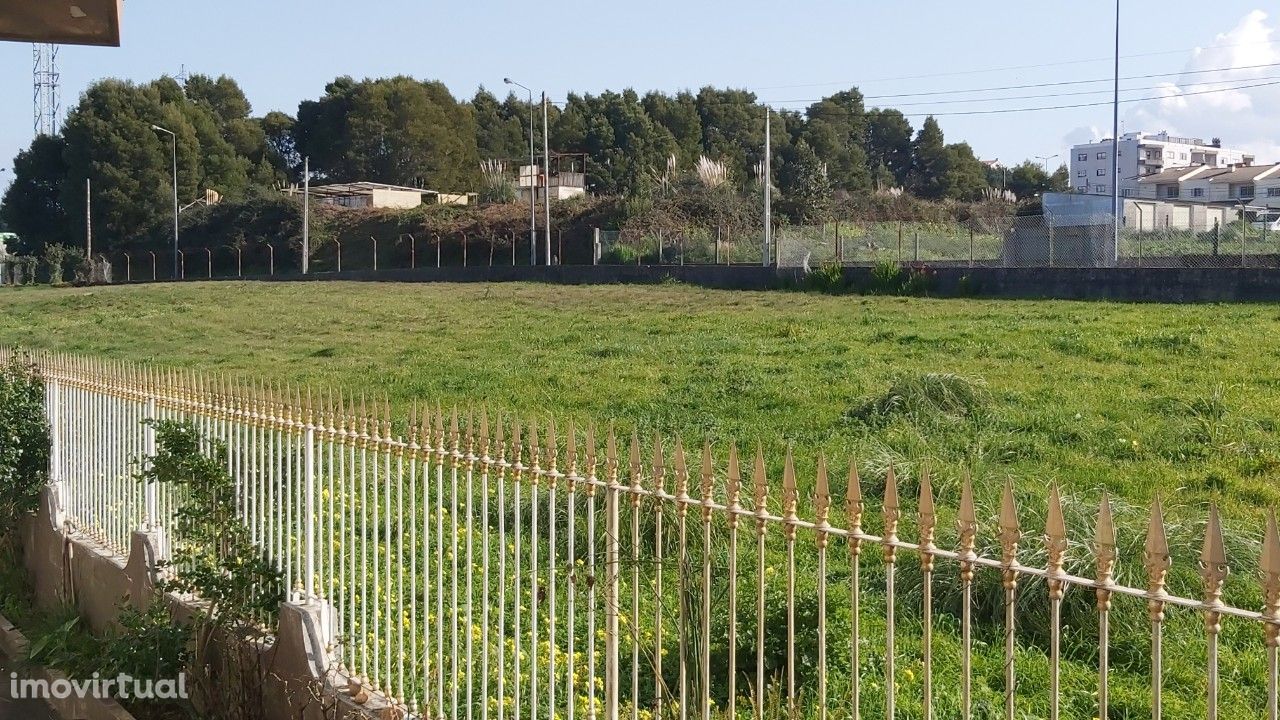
[150,124,179,279]
[505,78,538,266]
[1035,154,1060,175]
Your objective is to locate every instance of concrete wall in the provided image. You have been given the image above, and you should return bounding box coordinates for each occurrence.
[18,484,389,720]
[221,263,1280,302]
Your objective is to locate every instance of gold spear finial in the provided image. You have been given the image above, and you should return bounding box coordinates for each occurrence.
[1200,503,1229,635]
[814,453,831,549]
[726,444,743,529]
[1095,491,1118,612]
[528,419,541,485]
[958,470,978,584]
[479,408,491,461]
[565,419,578,485]
[545,417,558,475]
[882,464,901,565]
[747,443,768,532]
[700,440,715,521]
[651,434,666,494]
[1145,494,1172,622]
[846,459,864,539]
[494,412,507,464]
[1261,510,1280,649]
[605,424,620,488]
[782,447,799,541]
[1046,485,1068,601]
[628,431,642,507]
[999,479,1021,589]
[673,437,690,510]
[919,465,936,572]
[584,424,598,495]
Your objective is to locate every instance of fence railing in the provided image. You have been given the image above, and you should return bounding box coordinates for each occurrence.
[11,347,1280,720]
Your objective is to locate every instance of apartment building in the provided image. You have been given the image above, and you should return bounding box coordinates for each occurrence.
[1137,163,1280,207]
[1070,131,1254,197]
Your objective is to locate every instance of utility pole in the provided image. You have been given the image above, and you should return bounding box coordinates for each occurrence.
[763,106,772,267]
[543,92,552,266]
[504,78,538,265]
[302,156,310,274]
[85,177,91,258]
[1111,0,1122,264]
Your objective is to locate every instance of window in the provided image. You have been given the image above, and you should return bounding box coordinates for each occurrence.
[1096,185,1107,194]
[1268,188,1280,197]
[1121,188,1135,197]
[1077,170,1086,177]
[1239,185,1255,199]
[1165,186,1179,198]
[1077,153,1088,161]
[1180,152,1188,160]
[1192,188,1205,198]
[1097,169,1106,176]
[1097,152,1107,160]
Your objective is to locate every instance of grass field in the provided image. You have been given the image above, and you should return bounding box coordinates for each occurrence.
[5,280,1280,717]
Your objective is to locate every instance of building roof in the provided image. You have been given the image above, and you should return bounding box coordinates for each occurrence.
[1206,163,1280,184]
[1137,166,1231,184]
[304,182,441,199]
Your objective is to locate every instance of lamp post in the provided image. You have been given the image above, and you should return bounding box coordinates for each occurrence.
[150,124,179,278]
[1035,154,1060,175]
[1111,0,1122,265]
[505,78,538,265]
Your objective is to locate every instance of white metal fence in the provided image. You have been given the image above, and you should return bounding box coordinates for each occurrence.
[14,348,1280,720]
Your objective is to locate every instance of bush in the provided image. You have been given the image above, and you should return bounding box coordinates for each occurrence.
[0,354,49,550]
[901,264,938,296]
[803,260,846,294]
[866,260,904,294]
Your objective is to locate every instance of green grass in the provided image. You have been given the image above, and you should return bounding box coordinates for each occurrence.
[4,280,1280,717]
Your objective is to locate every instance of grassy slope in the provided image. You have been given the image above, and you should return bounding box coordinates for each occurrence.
[4,281,1280,716]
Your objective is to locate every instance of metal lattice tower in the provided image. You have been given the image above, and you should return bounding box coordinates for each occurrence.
[33,43,60,136]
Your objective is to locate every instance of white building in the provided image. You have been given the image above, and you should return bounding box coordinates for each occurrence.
[1136,163,1280,208]
[296,182,474,209]
[1070,131,1254,198]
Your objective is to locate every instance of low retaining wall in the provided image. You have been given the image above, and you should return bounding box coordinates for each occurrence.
[208,264,1280,302]
[18,483,392,720]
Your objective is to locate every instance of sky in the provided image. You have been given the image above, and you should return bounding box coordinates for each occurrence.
[1,0,1277,189]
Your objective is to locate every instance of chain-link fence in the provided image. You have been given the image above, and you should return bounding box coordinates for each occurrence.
[769,215,1280,269]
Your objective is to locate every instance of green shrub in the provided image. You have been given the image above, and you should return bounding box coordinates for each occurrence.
[848,372,990,427]
[866,260,904,294]
[803,261,846,294]
[901,265,938,296]
[0,354,49,551]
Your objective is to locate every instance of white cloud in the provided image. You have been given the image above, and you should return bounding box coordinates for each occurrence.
[1126,9,1280,162]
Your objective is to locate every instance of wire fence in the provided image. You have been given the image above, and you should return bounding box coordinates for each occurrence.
[16,347,1280,720]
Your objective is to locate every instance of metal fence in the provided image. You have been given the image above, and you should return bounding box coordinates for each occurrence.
[14,347,1280,720]
[774,215,1280,270]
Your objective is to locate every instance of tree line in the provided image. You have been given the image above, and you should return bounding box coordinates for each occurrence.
[1,72,1068,257]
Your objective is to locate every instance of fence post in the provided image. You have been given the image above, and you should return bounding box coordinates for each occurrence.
[836,223,842,264]
[1243,221,1249,268]
[463,233,468,267]
[1047,214,1055,267]
[913,231,919,263]
[1213,219,1220,257]
[436,234,442,268]
[604,431,620,720]
[334,240,342,273]
[144,392,157,528]
[303,407,316,600]
[969,228,975,268]
[594,228,601,266]
[47,377,62,488]
[897,223,903,263]
[371,236,378,271]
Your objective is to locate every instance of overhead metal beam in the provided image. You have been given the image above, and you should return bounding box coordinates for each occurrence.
[0,0,122,47]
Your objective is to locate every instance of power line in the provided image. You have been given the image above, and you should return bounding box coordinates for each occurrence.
[749,38,1279,91]
[764,61,1280,104]
[820,73,1280,109]
[785,78,1280,119]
